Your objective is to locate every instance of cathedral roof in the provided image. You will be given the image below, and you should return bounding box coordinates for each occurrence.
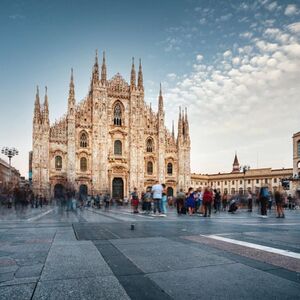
[107,73,130,97]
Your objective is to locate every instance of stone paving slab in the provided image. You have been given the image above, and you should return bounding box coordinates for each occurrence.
[33,275,130,300]
[111,237,233,273]
[40,241,112,281]
[0,282,36,300]
[147,263,300,300]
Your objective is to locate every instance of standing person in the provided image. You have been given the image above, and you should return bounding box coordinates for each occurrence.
[131,188,139,213]
[275,190,285,218]
[203,187,213,217]
[214,189,221,213]
[151,181,163,215]
[247,190,253,212]
[176,189,186,215]
[161,184,167,216]
[143,188,152,214]
[186,187,195,216]
[259,186,269,216]
[222,190,228,211]
[104,193,110,210]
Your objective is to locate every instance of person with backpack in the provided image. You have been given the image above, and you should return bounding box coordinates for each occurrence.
[259,186,269,216]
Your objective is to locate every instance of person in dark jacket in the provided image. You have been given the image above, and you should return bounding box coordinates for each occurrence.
[259,186,269,216]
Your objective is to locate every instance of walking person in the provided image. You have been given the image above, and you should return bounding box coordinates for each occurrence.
[222,190,228,211]
[247,190,253,212]
[203,187,213,217]
[275,190,285,218]
[213,189,221,213]
[131,187,139,213]
[259,186,269,216]
[161,184,167,216]
[143,188,152,214]
[186,187,195,216]
[176,188,186,215]
[151,181,163,215]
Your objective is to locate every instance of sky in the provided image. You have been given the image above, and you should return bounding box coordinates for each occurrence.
[0,0,300,177]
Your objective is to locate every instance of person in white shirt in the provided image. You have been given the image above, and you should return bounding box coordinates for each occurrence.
[151,181,163,214]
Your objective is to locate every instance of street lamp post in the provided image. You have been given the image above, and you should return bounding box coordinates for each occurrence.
[1,147,19,188]
[1,147,19,166]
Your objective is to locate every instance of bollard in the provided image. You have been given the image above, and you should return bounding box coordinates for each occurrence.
[131,224,135,230]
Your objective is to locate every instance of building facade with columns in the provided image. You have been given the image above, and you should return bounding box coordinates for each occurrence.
[32,52,191,198]
[191,153,293,195]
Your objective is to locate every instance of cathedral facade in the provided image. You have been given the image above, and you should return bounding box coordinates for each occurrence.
[32,52,191,199]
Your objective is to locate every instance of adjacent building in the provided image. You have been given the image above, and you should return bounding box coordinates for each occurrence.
[191,153,293,195]
[32,52,191,198]
[0,158,21,192]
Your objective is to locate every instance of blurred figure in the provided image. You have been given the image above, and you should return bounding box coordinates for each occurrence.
[222,190,228,211]
[259,186,269,216]
[143,187,152,214]
[176,188,186,215]
[161,184,167,216]
[247,190,253,212]
[186,187,195,216]
[274,190,285,218]
[203,187,213,217]
[213,189,221,213]
[131,187,139,213]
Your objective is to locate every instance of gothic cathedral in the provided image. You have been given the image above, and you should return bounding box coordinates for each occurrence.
[32,51,191,199]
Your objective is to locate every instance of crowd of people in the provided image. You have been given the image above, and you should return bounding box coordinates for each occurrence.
[129,182,298,218]
[0,182,298,220]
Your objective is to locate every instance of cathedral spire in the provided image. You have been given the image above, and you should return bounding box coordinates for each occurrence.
[184,107,189,137]
[34,85,41,123]
[68,68,75,108]
[43,86,49,125]
[137,58,143,90]
[91,49,99,87]
[130,57,136,89]
[101,51,107,85]
[172,120,175,138]
[158,83,163,113]
[177,106,183,139]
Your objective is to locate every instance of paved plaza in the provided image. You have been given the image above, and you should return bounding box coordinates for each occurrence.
[0,205,299,299]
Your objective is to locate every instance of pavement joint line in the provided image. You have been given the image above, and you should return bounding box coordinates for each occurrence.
[26,208,55,222]
[202,234,300,259]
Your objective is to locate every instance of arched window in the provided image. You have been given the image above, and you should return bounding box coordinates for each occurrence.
[114,140,122,155]
[113,103,122,126]
[147,161,153,175]
[297,141,300,157]
[80,132,88,148]
[146,138,153,152]
[80,157,87,172]
[55,156,62,170]
[167,163,173,175]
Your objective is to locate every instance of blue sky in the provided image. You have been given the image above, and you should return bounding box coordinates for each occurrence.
[0,0,300,177]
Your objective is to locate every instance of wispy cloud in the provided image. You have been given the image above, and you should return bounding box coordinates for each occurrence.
[284,4,299,16]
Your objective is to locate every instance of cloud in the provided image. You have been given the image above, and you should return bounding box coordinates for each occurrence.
[287,22,300,34]
[164,24,300,173]
[9,14,25,20]
[284,4,299,16]
[240,32,253,39]
[196,54,203,61]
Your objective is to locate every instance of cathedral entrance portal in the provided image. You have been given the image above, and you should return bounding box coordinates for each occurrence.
[54,184,64,199]
[79,184,88,199]
[112,178,124,200]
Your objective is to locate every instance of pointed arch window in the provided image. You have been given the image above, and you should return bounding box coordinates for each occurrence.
[113,103,122,126]
[114,140,122,155]
[147,161,153,175]
[55,156,62,170]
[146,138,153,152]
[297,140,300,157]
[80,157,87,172]
[167,163,173,175]
[80,132,88,148]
